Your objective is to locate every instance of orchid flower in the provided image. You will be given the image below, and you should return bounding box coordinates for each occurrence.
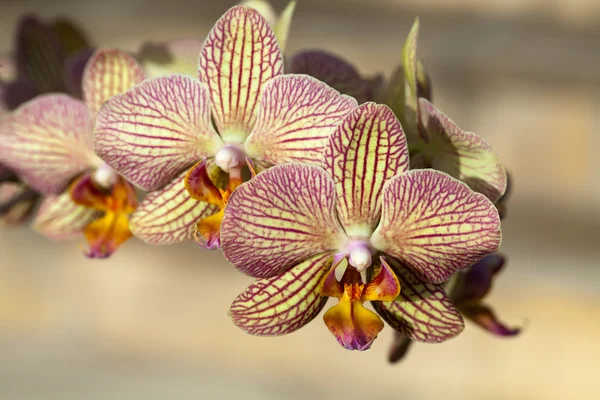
[0,49,144,257]
[291,19,507,203]
[389,253,520,363]
[0,15,94,226]
[138,1,296,79]
[221,102,502,351]
[94,5,357,249]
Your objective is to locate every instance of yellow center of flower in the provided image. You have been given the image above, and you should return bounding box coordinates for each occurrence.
[69,172,137,258]
[319,258,401,351]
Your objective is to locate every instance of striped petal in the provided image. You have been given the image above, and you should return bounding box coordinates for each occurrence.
[221,163,346,278]
[289,51,375,104]
[130,171,219,244]
[83,48,145,120]
[229,252,332,336]
[138,39,203,78]
[94,75,223,191]
[33,192,98,240]
[372,258,464,343]
[419,99,507,202]
[323,102,409,235]
[244,74,358,166]
[15,15,67,93]
[199,5,284,141]
[240,0,277,26]
[371,169,502,284]
[273,1,296,52]
[0,94,98,194]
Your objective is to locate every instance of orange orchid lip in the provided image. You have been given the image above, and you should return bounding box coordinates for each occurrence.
[184,160,244,249]
[320,257,400,350]
[69,173,137,258]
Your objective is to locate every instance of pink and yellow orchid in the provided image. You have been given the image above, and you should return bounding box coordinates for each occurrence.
[389,253,520,363]
[221,102,502,350]
[0,49,144,257]
[94,5,357,249]
[0,14,94,225]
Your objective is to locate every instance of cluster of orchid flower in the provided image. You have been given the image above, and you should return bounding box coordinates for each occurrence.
[0,1,519,360]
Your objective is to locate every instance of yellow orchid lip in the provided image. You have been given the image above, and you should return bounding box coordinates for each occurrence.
[320,257,400,351]
[69,173,137,258]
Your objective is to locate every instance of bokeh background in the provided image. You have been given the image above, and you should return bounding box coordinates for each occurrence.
[1,0,599,399]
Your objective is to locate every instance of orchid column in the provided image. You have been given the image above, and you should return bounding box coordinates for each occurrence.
[0,49,144,257]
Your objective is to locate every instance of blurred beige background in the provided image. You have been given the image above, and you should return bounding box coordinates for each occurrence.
[1,0,599,399]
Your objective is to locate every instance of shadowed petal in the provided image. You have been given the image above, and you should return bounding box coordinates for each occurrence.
[138,39,203,78]
[50,18,91,56]
[83,48,145,120]
[0,78,38,111]
[94,75,222,191]
[371,169,502,284]
[33,192,98,240]
[64,48,94,99]
[388,332,414,363]
[419,98,507,202]
[229,253,332,336]
[199,5,284,140]
[289,50,374,104]
[373,258,464,343]
[245,74,357,166]
[0,94,98,194]
[221,163,346,278]
[130,171,220,244]
[459,303,520,337]
[15,15,67,93]
[323,103,409,234]
[451,253,505,304]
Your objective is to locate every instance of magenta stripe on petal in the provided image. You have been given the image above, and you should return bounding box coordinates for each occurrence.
[199,5,283,138]
[130,170,220,245]
[373,258,465,343]
[229,253,332,336]
[94,75,223,191]
[33,192,99,240]
[0,94,97,194]
[419,98,507,202]
[83,48,145,120]
[221,163,346,278]
[324,102,409,234]
[245,74,357,166]
[371,169,502,284]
